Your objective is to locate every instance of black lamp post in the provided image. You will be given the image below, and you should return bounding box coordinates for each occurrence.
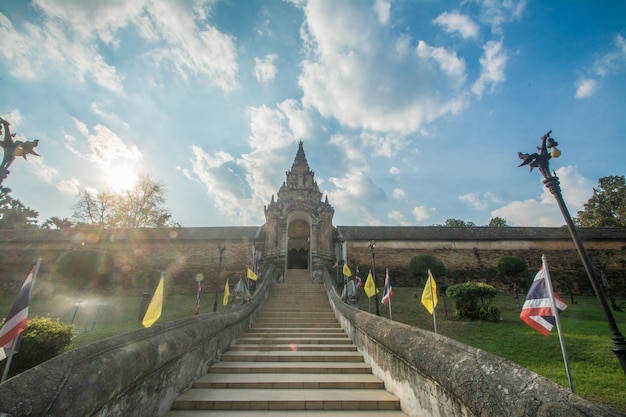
[213,244,226,313]
[338,238,344,285]
[368,240,380,316]
[518,131,626,376]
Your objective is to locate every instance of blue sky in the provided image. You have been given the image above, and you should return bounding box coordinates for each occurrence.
[0,0,624,227]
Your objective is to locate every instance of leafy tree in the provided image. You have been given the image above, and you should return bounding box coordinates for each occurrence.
[0,187,39,229]
[72,175,179,228]
[496,256,528,309]
[1,317,74,377]
[443,218,476,227]
[72,189,119,227]
[575,175,626,227]
[42,216,74,229]
[115,176,177,228]
[488,217,509,227]
[446,281,500,321]
[408,254,446,283]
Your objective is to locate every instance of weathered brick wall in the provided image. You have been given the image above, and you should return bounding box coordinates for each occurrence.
[0,227,262,294]
[339,227,626,295]
[1,226,625,296]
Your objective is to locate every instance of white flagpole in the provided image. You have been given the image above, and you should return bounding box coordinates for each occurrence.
[542,254,574,393]
[388,297,393,320]
[2,257,42,383]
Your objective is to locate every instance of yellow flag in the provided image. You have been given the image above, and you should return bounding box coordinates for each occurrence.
[342,263,352,277]
[247,268,257,281]
[142,273,164,328]
[364,270,376,298]
[223,279,230,306]
[421,270,438,315]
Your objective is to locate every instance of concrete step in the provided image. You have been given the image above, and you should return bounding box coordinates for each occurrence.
[171,388,401,411]
[167,411,408,417]
[229,343,357,352]
[235,337,352,345]
[191,373,385,389]
[221,350,364,362]
[208,361,373,374]
[165,268,409,417]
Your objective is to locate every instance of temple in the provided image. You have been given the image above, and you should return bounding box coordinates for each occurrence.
[263,141,335,272]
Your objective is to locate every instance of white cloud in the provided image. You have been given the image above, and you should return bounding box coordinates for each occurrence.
[298,1,469,134]
[26,157,58,184]
[459,191,501,210]
[575,34,626,99]
[254,53,278,84]
[388,210,403,222]
[479,0,526,35]
[416,40,466,84]
[412,205,437,222]
[185,145,263,225]
[575,78,598,99]
[360,131,408,158]
[392,188,405,199]
[389,166,400,175]
[472,39,507,96]
[0,1,238,93]
[325,170,386,226]
[57,178,81,195]
[491,166,593,226]
[66,118,143,169]
[373,0,390,25]
[433,11,479,39]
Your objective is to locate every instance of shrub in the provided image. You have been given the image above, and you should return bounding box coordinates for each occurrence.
[3,317,75,377]
[408,255,446,283]
[446,281,500,321]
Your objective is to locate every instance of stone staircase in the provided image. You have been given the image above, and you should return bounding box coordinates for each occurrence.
[165,269,408,416]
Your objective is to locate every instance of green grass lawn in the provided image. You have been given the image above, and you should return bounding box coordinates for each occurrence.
[2,288,625,412]
[359,288,626,412]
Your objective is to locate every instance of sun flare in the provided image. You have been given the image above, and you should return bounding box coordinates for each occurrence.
[106,165,138,193]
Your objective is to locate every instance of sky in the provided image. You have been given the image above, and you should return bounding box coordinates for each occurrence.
[0,0,624,228]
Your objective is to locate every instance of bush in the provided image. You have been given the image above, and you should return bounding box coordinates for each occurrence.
[3,317,75,376]
[408,255,446,283]
[446,281,500,321]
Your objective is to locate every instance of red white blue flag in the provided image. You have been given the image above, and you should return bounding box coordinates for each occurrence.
[0,263,38,349]
[355,267,363,290]
[381,269,392,305]
[520,261,567,336]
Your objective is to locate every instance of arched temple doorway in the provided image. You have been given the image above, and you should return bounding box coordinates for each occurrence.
[287,218,310,269]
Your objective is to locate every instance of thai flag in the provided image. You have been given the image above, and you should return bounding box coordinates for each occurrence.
[381,269,392,305]
[520,262,567,336]
[355,267,363,289]
[0,264,37,349]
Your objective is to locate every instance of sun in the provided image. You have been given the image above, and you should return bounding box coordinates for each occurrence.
[106,165,139,193]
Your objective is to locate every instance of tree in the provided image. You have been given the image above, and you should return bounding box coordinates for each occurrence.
[446,282,500,321]
[408,254,446,283]
[0,187,39,229]
[115,176,177,228]
[1,317,74,377]
[443,218,476,227]
[575,175,626,227]
[72,189,119,227]
[496,256,528,309]
[488,217,509,227]
[42,217,74,229]
[72,175,179,228]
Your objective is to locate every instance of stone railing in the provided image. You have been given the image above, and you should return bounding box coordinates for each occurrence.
[323,268,624,417]
[0,265,276,417]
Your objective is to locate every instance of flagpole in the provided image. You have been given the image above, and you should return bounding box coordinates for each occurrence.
[2,257,42,383]
[388,297,393,320]
[542,255,574,393]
